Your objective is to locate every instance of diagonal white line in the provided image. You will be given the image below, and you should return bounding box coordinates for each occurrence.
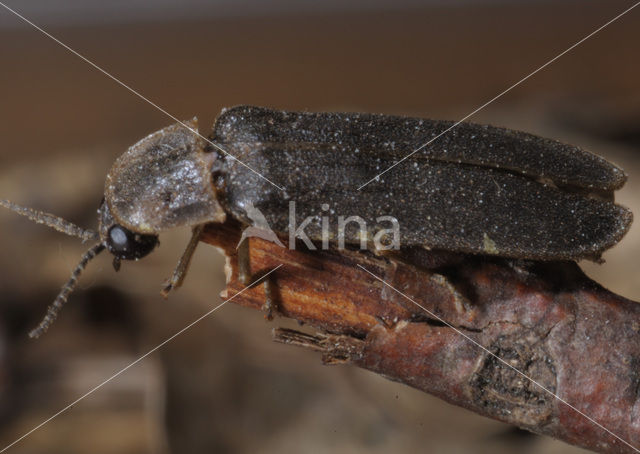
[357,1,640,190]
[0,264,283,453]
[356,264,640,453]
[0,1,285,192]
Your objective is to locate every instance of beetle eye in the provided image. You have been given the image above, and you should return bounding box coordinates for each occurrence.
[106,225,158,260]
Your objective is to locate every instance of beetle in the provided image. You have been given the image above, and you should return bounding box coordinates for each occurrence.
[0,105,632,337]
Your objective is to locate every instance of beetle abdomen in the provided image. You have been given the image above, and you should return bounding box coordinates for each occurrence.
[211,106,632,261]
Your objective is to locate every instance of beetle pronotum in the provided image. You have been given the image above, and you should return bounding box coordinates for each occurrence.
[1,106,632,338]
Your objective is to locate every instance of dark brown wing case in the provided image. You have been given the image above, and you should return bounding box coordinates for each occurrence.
[210,106,632,260]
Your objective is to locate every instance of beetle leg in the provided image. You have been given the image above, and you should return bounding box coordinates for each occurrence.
[262,277,276,320]
[236,238,278,320]
[237,237,252,285]
[161,224,205,297]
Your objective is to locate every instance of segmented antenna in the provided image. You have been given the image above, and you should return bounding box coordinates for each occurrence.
[0,199,98,242]
[29,243,106,339]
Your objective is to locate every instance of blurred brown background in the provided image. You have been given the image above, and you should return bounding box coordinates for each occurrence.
[0,1,639,453]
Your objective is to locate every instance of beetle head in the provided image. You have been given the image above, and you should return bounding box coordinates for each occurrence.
[98,199,158,264]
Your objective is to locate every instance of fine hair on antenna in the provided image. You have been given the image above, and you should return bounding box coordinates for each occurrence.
[0,200,98,242]
[29,243,105,338]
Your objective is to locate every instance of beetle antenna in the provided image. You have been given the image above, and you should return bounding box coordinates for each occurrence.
[0,199,98,242]
[29,242,106,339]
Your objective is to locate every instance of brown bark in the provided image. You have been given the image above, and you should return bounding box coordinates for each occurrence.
[202,221,640,453]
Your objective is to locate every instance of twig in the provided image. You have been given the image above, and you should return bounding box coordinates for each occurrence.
[202,220,640,453]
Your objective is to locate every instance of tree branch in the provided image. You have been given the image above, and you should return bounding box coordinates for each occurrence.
[202,221,640,453]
